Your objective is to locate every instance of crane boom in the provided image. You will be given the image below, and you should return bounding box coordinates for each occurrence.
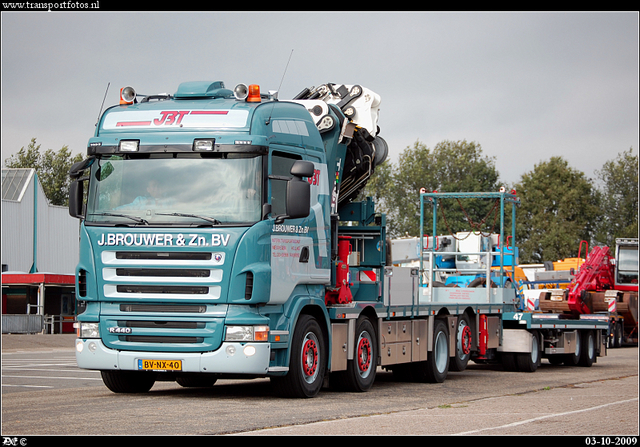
[567,246,615,314]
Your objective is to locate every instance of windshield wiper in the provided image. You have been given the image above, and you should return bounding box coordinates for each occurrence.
[89,212,149,225]
[155,212,221,225]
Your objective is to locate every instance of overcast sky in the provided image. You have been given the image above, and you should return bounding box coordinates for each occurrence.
[1,11,638,186]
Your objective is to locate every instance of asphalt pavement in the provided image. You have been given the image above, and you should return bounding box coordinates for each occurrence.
[1,333,638,436]
[1,333,77,353]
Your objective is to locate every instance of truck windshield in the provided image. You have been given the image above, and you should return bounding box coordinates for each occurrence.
[85,153,262,225]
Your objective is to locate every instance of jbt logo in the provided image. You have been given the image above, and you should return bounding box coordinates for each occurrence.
[307,169,321,186]
[153,111,190,126]
[150,110,228,126]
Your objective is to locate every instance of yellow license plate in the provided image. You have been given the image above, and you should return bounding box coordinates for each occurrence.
[138,359,182,371]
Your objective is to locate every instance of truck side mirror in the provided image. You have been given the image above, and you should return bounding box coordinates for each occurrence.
[286,178,310,219]
[69,180,84,219]
[68,158,93,219]
[274,160,313,223]
[287,160,314,219]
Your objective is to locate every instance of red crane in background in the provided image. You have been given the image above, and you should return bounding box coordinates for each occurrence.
[567,246,615,315]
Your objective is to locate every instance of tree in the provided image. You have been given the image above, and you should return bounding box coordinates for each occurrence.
[362,139,501,237]
[594,148,638,247]
[514,156,601,263]
[4,138,83,206]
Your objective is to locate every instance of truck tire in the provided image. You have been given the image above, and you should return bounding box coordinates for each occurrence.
[272,314,327,398]
[332,317,377,392]
[614,322,623,348]
[516,331,541,372]
[100,370,156,393]
[564,330,582,366]
[450,314,472,372]
[579,330,596,367]
[411,318,449,383]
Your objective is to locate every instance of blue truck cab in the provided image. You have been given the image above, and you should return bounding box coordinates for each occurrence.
[69,81,354,396]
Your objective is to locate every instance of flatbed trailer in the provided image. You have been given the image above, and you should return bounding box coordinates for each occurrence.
[326,191,607,384]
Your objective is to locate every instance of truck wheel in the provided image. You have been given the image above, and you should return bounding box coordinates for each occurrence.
[272,315,326,398]
[516,331,541,372]
[564,330,582,366]
[332,318,377,392]
[450,314,472,372]
[579,330,596,367]
[412,319,449,383]
[614,322,623,348]
[100,370,156,393]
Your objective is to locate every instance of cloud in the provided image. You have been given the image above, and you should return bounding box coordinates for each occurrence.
[2,11,638,187]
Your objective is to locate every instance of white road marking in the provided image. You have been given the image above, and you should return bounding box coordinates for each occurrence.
[453,397,640,435]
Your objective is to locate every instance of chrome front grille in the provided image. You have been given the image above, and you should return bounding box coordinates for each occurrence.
[98,249,227,351]
[101,250,224,301]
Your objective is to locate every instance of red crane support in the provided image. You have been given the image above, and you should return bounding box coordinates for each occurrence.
[567,246,615,314]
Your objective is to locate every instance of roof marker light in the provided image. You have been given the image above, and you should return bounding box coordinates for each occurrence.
[246,84,261,103]
[120,86,136,105]
[193,139,215,151]
[119,140,139,152]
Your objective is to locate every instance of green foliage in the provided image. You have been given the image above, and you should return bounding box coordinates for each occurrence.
[362,139,501,237]
[364,140,634,263]
[514,156,601,263]
[4,137,83,206]
[594,148,638,246]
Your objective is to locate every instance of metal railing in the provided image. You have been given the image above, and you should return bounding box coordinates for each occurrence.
[2,314,44,334]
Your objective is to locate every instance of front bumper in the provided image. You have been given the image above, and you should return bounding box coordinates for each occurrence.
[75,338,271,375]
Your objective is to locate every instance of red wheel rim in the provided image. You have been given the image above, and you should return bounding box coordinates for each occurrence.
[357,337,372,372]
[302,338,318,377]
[461,325,472,355]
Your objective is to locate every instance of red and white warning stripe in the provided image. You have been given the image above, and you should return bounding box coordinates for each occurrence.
[359,270,377,283]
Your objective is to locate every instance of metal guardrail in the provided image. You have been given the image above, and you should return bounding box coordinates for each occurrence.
[2,314,44,334]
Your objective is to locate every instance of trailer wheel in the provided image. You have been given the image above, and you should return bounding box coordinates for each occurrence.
[272,314,326,398]
[450,314,472,372]
[579,330,596,367]
[332,318,377,392]
[516,331,541,372]
[614,322,623,348]
[100,370,156,393]
[411,319,449,383]
[564,330,582,366]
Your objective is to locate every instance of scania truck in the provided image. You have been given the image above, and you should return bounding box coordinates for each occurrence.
[69,80,608,398]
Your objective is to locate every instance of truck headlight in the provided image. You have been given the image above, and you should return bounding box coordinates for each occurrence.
[75,322,100,338]
[225,325,269,342]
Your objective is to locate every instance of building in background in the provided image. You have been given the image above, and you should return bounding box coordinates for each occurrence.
[2,168,79,333]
